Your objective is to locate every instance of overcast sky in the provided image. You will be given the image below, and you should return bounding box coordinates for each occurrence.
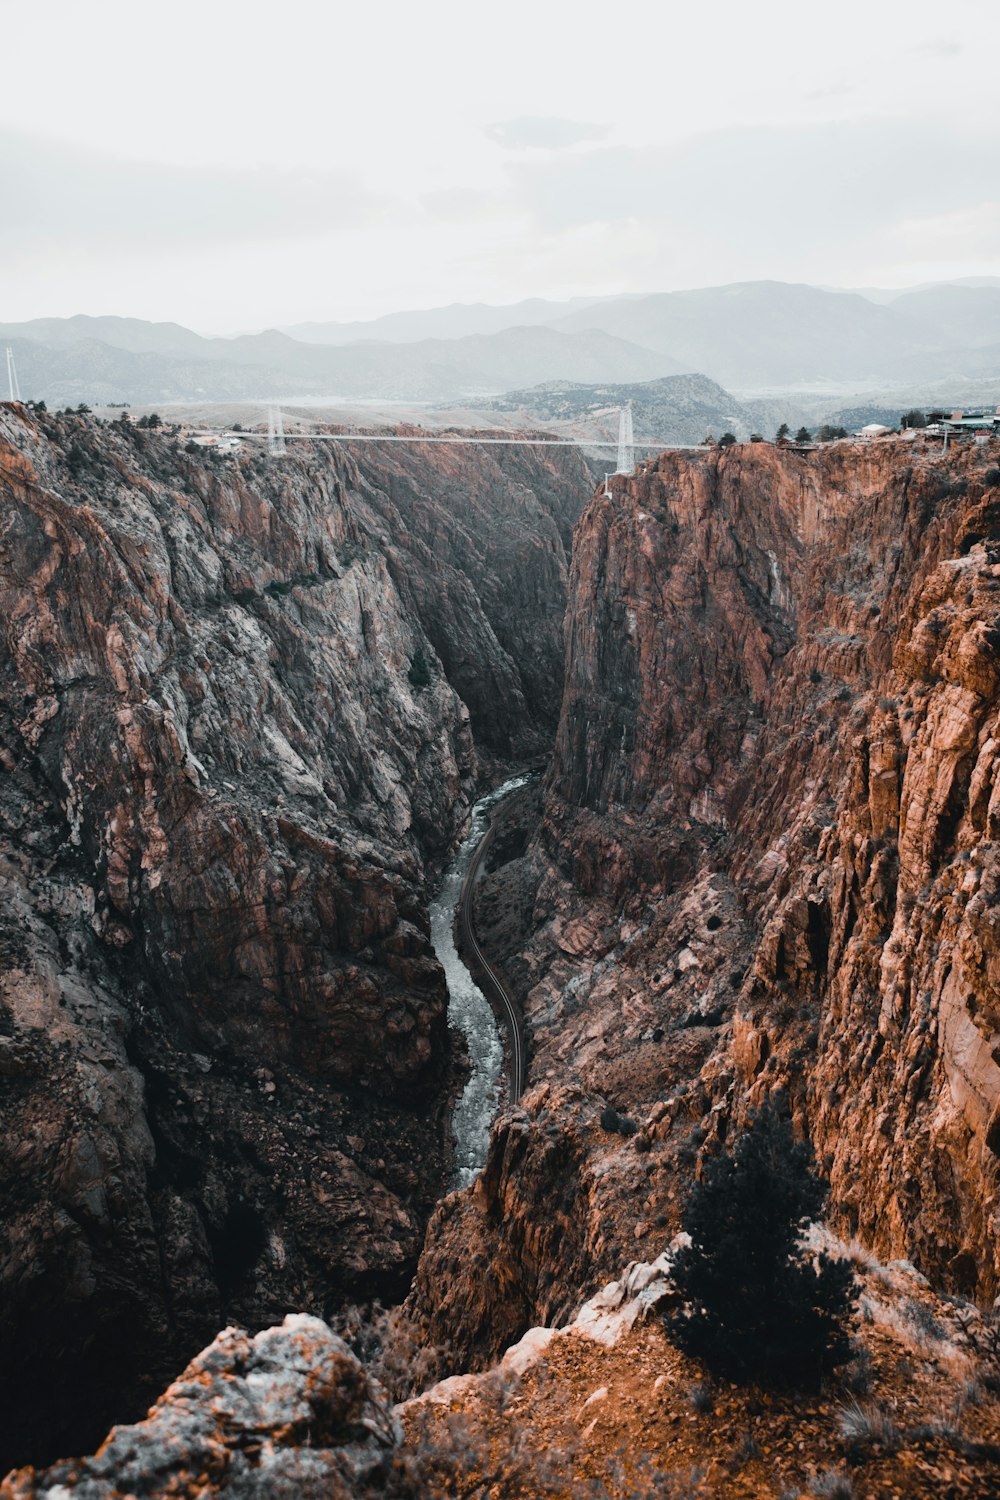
[0,0,996,331]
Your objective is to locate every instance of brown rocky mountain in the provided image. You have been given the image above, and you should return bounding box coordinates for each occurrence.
[5,409,1000,1497]
[0,404,588,1470]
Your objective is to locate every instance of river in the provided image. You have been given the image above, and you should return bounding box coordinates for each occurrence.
[429,772,533,1188]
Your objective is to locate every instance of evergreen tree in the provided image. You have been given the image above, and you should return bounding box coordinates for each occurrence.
[718,432,737,448]
[795,426,812,443]
[666,1103,855,1387]
[776,423,790,441]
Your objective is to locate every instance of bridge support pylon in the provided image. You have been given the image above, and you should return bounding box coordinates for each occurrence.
[267,405,287,457]
[615,401,634,475]
[5,346,22,402]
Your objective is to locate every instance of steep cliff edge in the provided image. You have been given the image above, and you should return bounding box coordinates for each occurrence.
[0,404,586,1468]
[413,439,1000,1362]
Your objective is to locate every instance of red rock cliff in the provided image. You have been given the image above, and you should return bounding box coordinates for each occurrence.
[413,438,1000,1363]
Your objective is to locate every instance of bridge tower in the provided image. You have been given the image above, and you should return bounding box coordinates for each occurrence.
[615,401,634,475]
[267,405,287,457]
[5,346,21,402]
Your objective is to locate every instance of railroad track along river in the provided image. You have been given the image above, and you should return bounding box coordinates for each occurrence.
[429,773,531,1187]
[456,816,527,1103]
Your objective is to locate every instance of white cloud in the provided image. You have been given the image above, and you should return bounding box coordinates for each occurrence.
[0,0,997,323]
[0,131,407,254]
[484,118,611,151]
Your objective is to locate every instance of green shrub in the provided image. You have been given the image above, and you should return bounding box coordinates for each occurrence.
[665,1103,856,1386]
[600,1104,637,1136]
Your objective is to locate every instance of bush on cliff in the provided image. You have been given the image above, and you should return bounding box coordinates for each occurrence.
[408,647,432,690]
[600,1103,637,1136]
[665,1102,855,1387]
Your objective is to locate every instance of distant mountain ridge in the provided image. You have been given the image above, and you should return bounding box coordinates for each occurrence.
[3,277,999,407]
[0,322,678,407]
[278,295,614,346]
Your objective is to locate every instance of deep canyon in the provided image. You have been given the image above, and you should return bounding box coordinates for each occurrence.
[3,404,1000,1494]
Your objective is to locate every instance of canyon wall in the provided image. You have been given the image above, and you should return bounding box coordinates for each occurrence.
[0,404,586,1468]
[414,439,1000,1362]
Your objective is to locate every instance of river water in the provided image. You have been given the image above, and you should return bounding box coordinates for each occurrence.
[430,773,532,1188]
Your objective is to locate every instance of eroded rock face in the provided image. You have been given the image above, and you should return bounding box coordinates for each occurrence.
[413,440,1000,1361]
[0,405,586,1468]
[0,1315,398,1500]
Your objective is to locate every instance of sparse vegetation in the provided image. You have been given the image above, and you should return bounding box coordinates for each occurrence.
[332,1302,444,1403]
[383,1374,715,1499]
[837,1397,902,1457]
[600,1103,638,1136]
[809,1470,857,1499]
[665,1103,856,1386]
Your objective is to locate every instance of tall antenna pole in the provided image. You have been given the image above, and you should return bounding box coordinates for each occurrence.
[267,405,287,457]
[5,346,21,402]
[615,401,634,475]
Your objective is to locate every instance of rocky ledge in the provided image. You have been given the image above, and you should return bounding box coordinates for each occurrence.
[0,1315,399,1500]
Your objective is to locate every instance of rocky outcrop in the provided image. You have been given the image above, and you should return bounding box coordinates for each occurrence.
[1,1315,399,1500]
[0,403,586,1470]
[413,439,1000,1359]
[409,1084,605,1365]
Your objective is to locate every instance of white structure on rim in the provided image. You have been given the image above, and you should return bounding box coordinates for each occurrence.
[615,400,634,475]
[5,346,21,402]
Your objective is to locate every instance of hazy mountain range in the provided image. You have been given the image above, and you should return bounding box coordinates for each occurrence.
[2,279,999,408]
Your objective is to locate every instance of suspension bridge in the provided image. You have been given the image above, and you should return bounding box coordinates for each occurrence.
[239,400,667,475]
[3,361,682,476]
